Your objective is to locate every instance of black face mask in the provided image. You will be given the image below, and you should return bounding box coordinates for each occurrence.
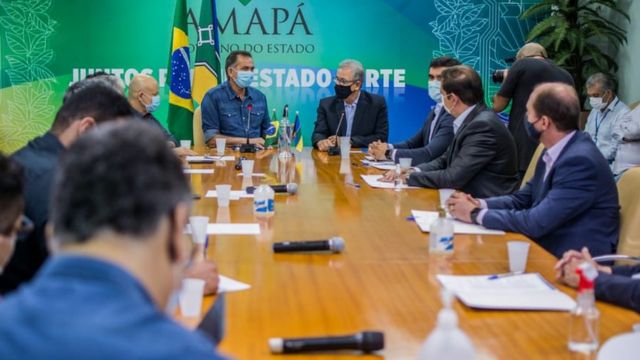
[334,84,353,100]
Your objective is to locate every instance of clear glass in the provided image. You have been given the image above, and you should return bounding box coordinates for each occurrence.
[568,292,600,354]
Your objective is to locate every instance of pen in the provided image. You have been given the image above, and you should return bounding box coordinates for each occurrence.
[487,271,524,280]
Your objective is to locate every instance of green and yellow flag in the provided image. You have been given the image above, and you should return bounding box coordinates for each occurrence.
[192,0,221,106]
[264,108,279,148]
[167,0,194,141]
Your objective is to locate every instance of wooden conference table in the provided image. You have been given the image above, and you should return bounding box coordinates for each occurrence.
[181,147,639,360]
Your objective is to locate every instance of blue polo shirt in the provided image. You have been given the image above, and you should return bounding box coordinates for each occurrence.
[0,255,225,360]
[200,81,270,143]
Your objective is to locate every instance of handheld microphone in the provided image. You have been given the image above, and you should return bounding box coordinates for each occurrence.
[246,183,298,195]
[269,331,384,354]
[234,156,246,171]
[328,111,345,156]
[272,236,344,253]
[240,103,257,153]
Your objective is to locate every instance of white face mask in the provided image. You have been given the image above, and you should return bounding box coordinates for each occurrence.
[428,80,442,103]
[589,97,604,110]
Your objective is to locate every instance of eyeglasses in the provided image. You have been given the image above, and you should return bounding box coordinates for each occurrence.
[333,77,357,86]
[0,215,34,238]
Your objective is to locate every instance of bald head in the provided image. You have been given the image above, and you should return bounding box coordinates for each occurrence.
[528,82,580,132]
[128,74,159,114]
[516,43,548,60]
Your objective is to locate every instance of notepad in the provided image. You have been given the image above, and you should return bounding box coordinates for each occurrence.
[437,273,576,311]
[185,223,260,235]
[411,210,505,235]
[360,175,420,189]
[217,275,251,293]
[183,169,215,174]
[186,155,235,163]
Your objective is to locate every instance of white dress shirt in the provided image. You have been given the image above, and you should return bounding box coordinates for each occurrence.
[612,106,640,177]
[584,97,629,163]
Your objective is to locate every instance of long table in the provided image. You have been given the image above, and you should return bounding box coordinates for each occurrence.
[182,148,639,359]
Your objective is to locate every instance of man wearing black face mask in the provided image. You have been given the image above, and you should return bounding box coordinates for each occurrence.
[446,83,619,258]
[312,59,388,150]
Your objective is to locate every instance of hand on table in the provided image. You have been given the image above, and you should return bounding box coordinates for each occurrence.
[554,247,611,288]
[185,260,220,295]
[368,140,388,161]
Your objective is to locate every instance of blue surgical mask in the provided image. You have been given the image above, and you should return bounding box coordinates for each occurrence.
[234,70,255,88]
[145,95,160,113]
[428,80,442,103]
[524,114,542,141]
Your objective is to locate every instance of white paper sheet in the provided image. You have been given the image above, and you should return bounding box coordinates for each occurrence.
[437,273,576,311]
[360,175,420,189]
[186,155,235,162]
[183,169,215,174]
[369,163,396,171]
[411,210,505,235]
[205,190,254,199]
[217,275,251,293]
[185,223,260,235]
[361,159,395,167]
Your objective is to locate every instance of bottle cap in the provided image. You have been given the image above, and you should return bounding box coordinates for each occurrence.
[437,207,447,218]
[576,262,598,291]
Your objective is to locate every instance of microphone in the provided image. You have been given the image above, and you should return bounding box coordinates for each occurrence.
[272,236,344,253]
[246,183,298,195]
[328,111,345,156]
[269,331,384,354]
[240,103,257,153]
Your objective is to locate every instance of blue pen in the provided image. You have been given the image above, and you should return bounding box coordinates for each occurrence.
[488,271,524,280]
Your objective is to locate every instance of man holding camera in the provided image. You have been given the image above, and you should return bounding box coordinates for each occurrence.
[493,43,574,180]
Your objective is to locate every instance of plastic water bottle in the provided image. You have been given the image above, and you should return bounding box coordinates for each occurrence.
[253,185,274,218]
[278,106,291,159]
[418,289,475,359]
[568,262,600,353]
[394,164,402,192]
[429,207,454,254]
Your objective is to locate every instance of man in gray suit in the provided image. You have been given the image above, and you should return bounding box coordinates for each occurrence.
[383,65,518,198]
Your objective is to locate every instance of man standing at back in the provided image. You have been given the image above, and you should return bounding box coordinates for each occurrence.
[0,122,225,360]
[383,65,519,198]
[368,56,458,164]
[493,43,574,180]
[447,83,619,258]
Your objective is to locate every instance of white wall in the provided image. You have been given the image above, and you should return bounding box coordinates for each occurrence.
[617,0,640,105]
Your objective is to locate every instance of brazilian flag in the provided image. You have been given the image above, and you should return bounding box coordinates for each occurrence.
[167,0,194,141]
[264,108,279,148]
[292,111,303,152]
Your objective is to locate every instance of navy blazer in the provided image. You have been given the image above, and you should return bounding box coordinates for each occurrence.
[595,265,640,313]
[392,107,454,165]
[483,131,620,258]
[312,91,388,148]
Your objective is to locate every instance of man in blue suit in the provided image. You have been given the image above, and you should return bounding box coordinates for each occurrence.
[367,56,459,164]
[446,82,619,258]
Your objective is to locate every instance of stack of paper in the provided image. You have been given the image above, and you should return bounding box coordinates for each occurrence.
[361,158,396,170]
[218,275,251,293]
[186,155,236,162]
[411,210,505,235]
[185,223,261,235]
[183,169,215,174]
[360,175,420,189]
[437,273,576,311]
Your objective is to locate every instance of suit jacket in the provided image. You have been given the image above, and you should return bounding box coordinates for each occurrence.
[312,91,388,148]
[595,265,640,313]
[407,104,519,198]
[482,131,620,258]
[392,107,454,165]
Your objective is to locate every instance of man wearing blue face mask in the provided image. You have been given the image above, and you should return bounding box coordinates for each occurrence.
[446,83,619,258]
[128,74,197,156]
[584,73,629,167]
[368,56,459,164]
[201,51,270,148]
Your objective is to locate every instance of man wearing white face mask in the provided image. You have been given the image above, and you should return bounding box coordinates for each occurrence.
[128,74,196,156]
[584,73,629,166]
[368,57,458,164]
[201,51,271,147]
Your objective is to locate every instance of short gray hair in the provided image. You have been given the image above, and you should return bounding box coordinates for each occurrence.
[338,59,364,82]
[586,73,616,93]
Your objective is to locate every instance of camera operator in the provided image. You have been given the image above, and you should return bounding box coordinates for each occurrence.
[492,43,574,180]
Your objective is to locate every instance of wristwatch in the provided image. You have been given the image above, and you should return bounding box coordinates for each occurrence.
[470,207,481,224]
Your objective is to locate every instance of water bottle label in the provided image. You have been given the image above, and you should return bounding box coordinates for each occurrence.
[437,236,454,252]
[267,199,274,212]
[254,199,268,213]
